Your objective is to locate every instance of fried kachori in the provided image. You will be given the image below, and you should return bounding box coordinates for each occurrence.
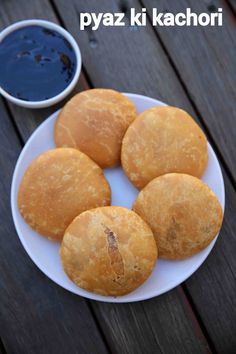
[18,148,111,241]
[60,206,157,296]
[121,106,208,189]
[133,173,223,259]
[54,89,137,168]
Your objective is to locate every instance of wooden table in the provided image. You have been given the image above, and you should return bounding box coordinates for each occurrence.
[1,1,236,353]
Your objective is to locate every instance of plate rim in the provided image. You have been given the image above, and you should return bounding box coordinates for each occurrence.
[11,93,225,303]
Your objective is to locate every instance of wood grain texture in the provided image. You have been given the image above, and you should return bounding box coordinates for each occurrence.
[6,73,87,142]
[0,2,88,141]
[0,98,108,354]
[1,0,235,352]
[184,168,236,354]
[0,0,56,23]
[92,289,210,354]
[139,0,236,351]
[0,0,211,353]
[0,339,6,354]
[228,0,236,13]
[52,0,196,114]
[52,0,236,352]
[143,0,236,184]
[0,2,108,353]
[0,0,58,140]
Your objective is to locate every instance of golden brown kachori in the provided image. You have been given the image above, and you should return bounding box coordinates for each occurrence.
[54,89,137,168]
[18,148,111,241]
[133,173,223,260]
[60,206,157,296]
[121,106,208,189]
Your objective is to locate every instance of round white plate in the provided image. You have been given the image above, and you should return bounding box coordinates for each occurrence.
[11,93,225,303]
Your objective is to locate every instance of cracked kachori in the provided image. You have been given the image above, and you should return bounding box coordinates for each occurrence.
[54,89,137,168]
[133,173,223,260]
[60,206,157,296]
[18,148,111,241]
[121,106,208,189]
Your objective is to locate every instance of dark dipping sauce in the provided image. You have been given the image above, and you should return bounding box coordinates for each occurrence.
[0,25,77,101]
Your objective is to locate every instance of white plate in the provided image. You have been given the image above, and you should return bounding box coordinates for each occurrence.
[11,93,225,303]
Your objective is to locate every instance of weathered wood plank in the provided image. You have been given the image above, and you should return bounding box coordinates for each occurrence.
[139,0,236,351]
[0,0,211,353]
[0,0,57,24]
[0,0,88,140]
[0,98,108,354]
[143,0,236,183]
[52,0,196,113]
[92,289,211,354]
[52,0,236,352]
[0,0,58,139]
[0,338,6,354]
[0,2,108,353]
[5,73,87,142]
[228,0,236,13]
[184,168,236,354]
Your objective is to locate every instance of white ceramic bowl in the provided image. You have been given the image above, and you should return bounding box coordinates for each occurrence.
[11,93,225,302]
[0,19,82,108]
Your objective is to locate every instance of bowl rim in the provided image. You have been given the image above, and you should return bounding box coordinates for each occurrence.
[0,19,82,108]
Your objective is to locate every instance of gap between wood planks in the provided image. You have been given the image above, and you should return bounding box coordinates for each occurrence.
[0,78,112,354]
[180,285,217,353]
[2,77,213,352]
[0,2,109,352]
[49,0,236,351]
[138,0,236,193]
[0,337,7,354]
[3,1,234,352]
[0,0,215,351]
[3,60,212,353]
[0,4,110,354]
[226,0,236,17]
[48,0,95,90]
[136,0,236,348]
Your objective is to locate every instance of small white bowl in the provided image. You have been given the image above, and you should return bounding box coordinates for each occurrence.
[0,19,82,108]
